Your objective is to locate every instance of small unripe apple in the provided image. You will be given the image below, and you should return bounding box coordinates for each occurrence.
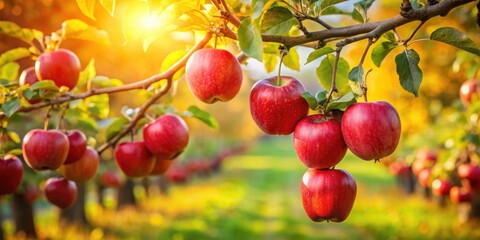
[0,155,24,195]
[186,48,243,103]
[35,49,81,90]
[44,177,77,209]
[250,76,309,135]
[22,129,69,171]
[341,101,401,161]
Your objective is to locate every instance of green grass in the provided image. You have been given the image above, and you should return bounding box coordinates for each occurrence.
[6,136,480,239]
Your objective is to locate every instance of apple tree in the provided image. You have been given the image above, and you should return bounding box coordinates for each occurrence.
[1,0,480,236]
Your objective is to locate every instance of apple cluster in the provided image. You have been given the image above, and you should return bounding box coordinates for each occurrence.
[249,75,402,222]
[21,129,98,208]
[114,114,189,178]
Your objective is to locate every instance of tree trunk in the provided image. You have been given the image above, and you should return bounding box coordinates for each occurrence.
[117,179,136,209]
[158,176,169,195]
[458,191,480,223]
[11,193,37,239]
[97,184,105,208]
[142,177,150,198]
[59,183,88,226]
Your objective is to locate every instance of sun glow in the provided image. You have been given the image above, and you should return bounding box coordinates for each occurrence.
[140,12,160,30]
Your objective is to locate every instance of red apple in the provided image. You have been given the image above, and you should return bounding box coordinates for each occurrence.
[185,48,243,103]
[24,185,41,202]
[0,155,23,195]
[64,130,87,165]
[58,147,99,183]
[100,170,123,188]
[457,163,480,182]
[35,49,81,90]
[459,80,480,106]
[293,114,347,169]
[389,161,410,177]
[341,101,401,161]
[301,168,357,222]
[143,114,189,159]
[431,178,452,196]
[166,165,189,183]
[412,149,437,176]
[250,76,309,135]
[450,186,472,203]
[114,141,155,177]
[44,177,77,209]
[417,168,432,188]
[19,67,41,104]
[22,129,69,171]
[149,158,174,176]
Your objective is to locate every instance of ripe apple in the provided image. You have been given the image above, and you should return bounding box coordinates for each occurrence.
[44,177,77,209]
[185,48,243,103]
[58,147,99,183]
[341,101,401,161]
[150,158,175,176]
[301,168,357,222]
[412,149,437,176]
[450,186,472,204]
[114,141,155,177]
[417,168,432,188]
[143,114,189,160]
[19,67,41,104]
[457,163,480,182]
[431,178,452,196]
[250,76,309,135]
[64,130,87,165]
[0,155,24,195]
[166,165,189,184]
[459,80,480,106]
[22,129,69,171]
[24,185,41,202]
[100,170,123,188]
[293,114,347,169]
[389,161,410,177]
[35,49,81,90]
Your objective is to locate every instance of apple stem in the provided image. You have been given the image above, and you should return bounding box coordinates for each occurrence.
[324,47,342,109]
[44,107,53,131]
[130,129,135,142]
[277,46,288,86]
[362,69,372,102]
[56,105,69,131]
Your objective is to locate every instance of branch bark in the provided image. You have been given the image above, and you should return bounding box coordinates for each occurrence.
[259,0,475,48]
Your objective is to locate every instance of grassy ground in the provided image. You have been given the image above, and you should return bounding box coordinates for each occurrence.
[5,136,480,239]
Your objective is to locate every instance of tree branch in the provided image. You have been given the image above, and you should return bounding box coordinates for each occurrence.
[258,0,475,48]
[3,32,214,118]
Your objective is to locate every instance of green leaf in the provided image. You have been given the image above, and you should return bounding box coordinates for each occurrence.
[62,19,110,46]
[316,55,350,95]
[322,6,350,15]
[252,0,276,25]
[30,80,59,91]
[238,18,263,62]
[320,0,348,13]
[348,66,364,83]
[76,0,96,20]
[85,94,109,119]
[315,90,329,105]
[0,21,43,44]
[430,27,480,56]
[261,7,299,36]
[2,98,20,117]
[382,32,397,43]
[352,0,374,23]
[106,117,129,141]
[0,62,19,81]
[306,47,335,64]
[283,47,300,71]
[161,50,187,80]
[7,148,23,156]
[7,131,20,144]
[99,0,116,16]
[77,59,96,89]
[0,48,31,67]
[326,92,357,111]
[185,106,218,129]
[302,92,319,110]
[91,76,123,87]
[371,41,398,67]
[395,49,423,97]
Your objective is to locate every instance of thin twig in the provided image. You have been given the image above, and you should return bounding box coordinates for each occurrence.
[324,47,342,108]
[401,20,426,45]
